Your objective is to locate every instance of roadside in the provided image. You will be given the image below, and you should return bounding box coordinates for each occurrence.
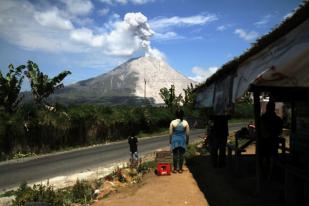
[0,130,169,165]
[94,143,259,206]
[0,129,204,166]
[1,120,248,164]
[95,166,209,206]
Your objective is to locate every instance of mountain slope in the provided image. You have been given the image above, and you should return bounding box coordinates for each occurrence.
[51,56,196,105]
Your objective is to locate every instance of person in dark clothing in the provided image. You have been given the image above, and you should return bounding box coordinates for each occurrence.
[260,101,283,179]
[128,135,138,161]
[209,115,229,168]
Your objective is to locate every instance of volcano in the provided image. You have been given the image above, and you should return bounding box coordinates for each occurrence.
[51,56,196,105]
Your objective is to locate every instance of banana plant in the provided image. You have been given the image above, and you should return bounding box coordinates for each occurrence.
[0,64,25,113]
[25,60,71,108]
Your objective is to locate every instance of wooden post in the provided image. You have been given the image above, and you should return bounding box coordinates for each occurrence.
[290,101,296,154]
[253,91,261,194]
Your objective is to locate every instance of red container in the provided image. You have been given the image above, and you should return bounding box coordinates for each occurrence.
[157,163,171,175]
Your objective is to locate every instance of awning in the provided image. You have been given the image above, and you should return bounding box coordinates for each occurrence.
[196,18,309,114]
[233,19,309,101]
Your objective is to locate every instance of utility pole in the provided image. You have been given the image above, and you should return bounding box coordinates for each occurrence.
[144,66,147,105]
[144,78,147,100]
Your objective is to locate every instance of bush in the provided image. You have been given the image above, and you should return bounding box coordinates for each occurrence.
[137,160,156,174]
[12,182,68,206]
[184,144,198,161]
[71,179,94,204]
[233,102,254,119]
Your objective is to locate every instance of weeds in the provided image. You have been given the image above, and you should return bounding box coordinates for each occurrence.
[12,182,68,206]
[71,180,94,204]
[6,160,155,205]
[137,160,156,174]
[12,152,36,159]
[112,167,127,183]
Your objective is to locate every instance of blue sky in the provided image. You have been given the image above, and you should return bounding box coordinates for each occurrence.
[0,0,302,90]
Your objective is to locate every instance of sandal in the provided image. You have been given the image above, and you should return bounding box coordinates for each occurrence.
[178,169,183,173]
[172,170,177,173]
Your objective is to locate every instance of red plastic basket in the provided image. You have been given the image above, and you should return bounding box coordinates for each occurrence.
[157,163,171,175]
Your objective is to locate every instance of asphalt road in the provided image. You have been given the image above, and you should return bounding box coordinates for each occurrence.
[0,123,245,191]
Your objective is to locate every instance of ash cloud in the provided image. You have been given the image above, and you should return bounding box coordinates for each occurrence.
[70,12,165,59]
[123,12,165,60]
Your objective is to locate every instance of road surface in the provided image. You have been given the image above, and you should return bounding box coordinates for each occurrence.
[0,123,245,191]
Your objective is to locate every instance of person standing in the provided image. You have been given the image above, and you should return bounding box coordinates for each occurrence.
[209,115,229,168]
[128,134,138,162]
[169,109,190,173]
[260,101,283,179]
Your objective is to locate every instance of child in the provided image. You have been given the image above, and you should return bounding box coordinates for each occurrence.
[128,135,138,161]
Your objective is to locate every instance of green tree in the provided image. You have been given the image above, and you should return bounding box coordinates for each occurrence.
[238,91,253,104]
[25,61,71,107]
[182,83,196,108]
[159,85,183,109]
[0,64,25,113]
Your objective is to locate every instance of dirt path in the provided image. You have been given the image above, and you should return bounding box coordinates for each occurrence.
[94,166,209,206]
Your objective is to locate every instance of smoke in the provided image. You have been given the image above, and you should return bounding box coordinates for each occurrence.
[70,12,164,59]
[123,12,165,60]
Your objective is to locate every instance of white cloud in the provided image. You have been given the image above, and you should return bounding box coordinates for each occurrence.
[74,17,95,26]
[254,14,272,27]
[154,31,183,40]
[0,0,163,60]
[61,0,93,16]
[70,28,104,47]
[217,24,233,31]
[234,28,258,42]
[0,0,84,52]
[34,8,74,30]
[130,0,154,4]
[150,14,218,30]
[99,0,154,5]
[99,0,126,4]
[97,8,110,16]
[217,25,227,31]
[189,66,218,83]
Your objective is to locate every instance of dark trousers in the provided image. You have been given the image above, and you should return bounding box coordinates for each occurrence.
[173,147,185,170]
[260,138,278,179]
[210,136,227,168]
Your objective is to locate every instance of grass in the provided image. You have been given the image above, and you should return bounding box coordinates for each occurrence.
[0,190,15,198]
[2,159,155,204]
[184,141,208,160]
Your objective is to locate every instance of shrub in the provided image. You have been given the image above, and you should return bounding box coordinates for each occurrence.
[184,144,198,161]
[233,102,254,119]
[137,160,157,175]
[12,182,67,206]
[112,167,127,183]
[71,179,94,204]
